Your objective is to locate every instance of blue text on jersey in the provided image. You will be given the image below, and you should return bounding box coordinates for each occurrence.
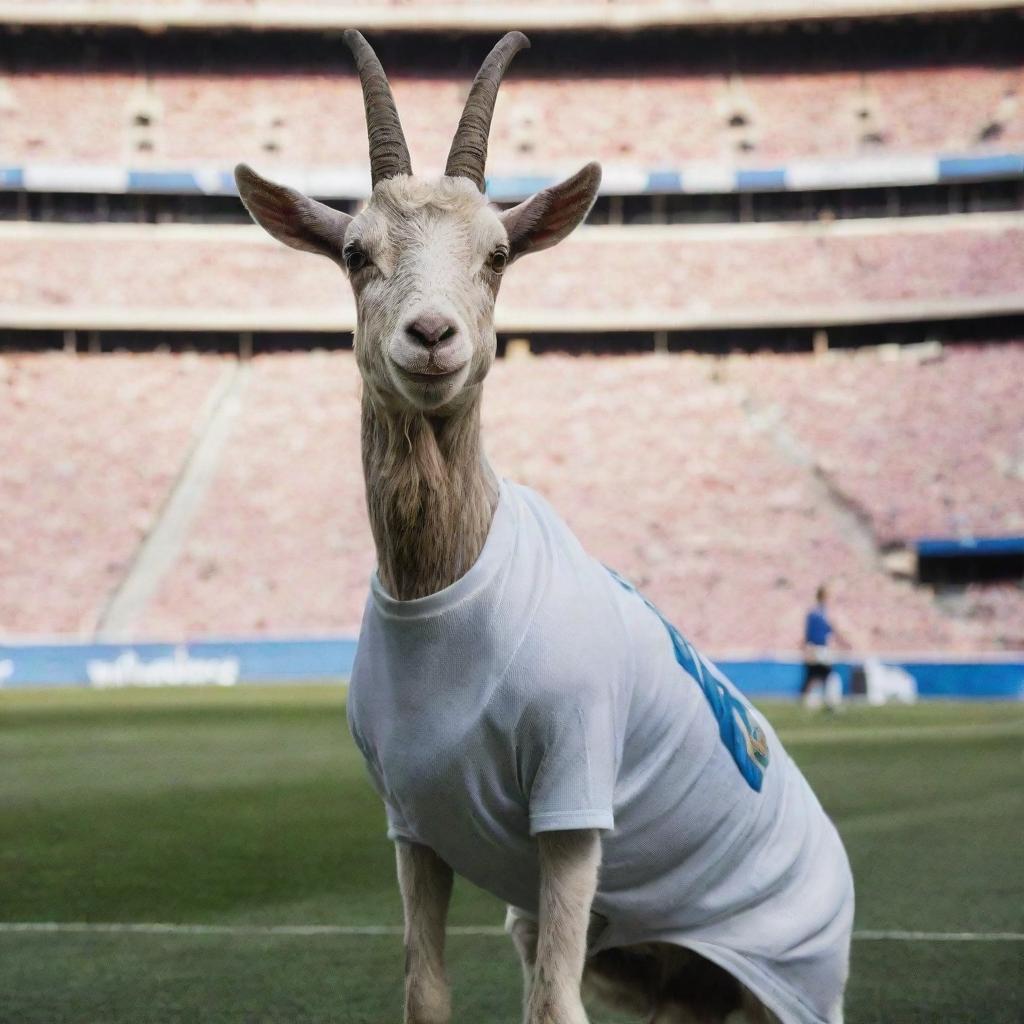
[606,567,770,792]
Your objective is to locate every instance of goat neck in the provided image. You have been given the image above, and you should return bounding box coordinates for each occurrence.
[361,384,498,601]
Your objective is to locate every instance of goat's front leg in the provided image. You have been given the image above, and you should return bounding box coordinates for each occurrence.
[526,829,601,1024]
[396,840,454,1024]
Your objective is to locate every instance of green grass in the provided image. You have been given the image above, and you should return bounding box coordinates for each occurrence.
[1,687,1022,1023]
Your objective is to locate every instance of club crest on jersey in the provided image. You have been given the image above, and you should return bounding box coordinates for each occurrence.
[734,703,771,771]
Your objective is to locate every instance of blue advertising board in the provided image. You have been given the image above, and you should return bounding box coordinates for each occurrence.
[1,637,1021,699]
[0,638,357,690]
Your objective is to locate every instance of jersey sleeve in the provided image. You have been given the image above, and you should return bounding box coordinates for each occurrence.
[384,800,417,844]
[518,689,620,835]
[364,755,419,843]
[349,711,419,844]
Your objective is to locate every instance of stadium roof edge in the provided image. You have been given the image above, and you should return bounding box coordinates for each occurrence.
[1,0,1022,32]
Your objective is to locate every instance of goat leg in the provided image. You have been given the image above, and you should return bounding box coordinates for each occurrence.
[396,840,454,1024]
[507,905,539,1018]
[526,828,601,1024]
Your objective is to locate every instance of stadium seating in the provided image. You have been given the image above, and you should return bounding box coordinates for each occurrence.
[481,351,972,655]
[871,66,1023,152]
[0,352,225,636]
[4,218,1022,329]
[726,344,1024,545]
[2,62,1020,171]
[4,347,1018,650]
[141,351,374,637]
[956,582,1024,648]
[119,346,1023,652]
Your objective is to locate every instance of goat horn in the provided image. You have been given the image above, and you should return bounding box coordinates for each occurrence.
[344,29,412,188]
[444,31,530,192]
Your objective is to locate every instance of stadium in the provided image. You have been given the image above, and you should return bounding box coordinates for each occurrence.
[1,1,1022,1022]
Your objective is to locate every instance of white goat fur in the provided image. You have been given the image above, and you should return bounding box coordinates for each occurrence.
[236,31,782,1024]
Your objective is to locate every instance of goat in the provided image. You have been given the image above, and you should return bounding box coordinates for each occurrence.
[236,31,854,1024]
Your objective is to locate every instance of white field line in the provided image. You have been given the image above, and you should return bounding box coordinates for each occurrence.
[0,922,494,938]
[853,931,1024,942]
[1,923,1021,942]
[780,720,1024,745]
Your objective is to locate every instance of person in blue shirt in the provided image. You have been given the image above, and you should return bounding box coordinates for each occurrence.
[802,585,848,705]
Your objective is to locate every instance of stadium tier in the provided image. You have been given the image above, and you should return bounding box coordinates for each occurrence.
[728,344,1024,544]
[141,352,372,640]
[479,351,992,654]
[3,347,1021,651]
[2,63,1021,173]
[3,215,1022,331]
[0,352,225,635]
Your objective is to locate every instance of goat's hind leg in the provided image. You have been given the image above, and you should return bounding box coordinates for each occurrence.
[729,986,783,1024]
[585,943,782,1024]
[660,951,781,1024]
[583,944,662,1019]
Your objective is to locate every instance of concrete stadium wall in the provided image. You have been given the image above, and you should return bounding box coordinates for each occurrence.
[2,637,1021,699]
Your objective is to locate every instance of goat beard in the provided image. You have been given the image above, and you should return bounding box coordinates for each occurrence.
[361,394,498,600]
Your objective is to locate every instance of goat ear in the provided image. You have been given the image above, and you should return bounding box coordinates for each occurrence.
[499,162,601,261]
[235,163,352,260]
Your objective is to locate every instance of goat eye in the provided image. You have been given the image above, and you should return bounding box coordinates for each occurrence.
[344,247,367,273]
[489,248,509,274]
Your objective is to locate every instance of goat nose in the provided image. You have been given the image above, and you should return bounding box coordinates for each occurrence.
[405,313,457,348]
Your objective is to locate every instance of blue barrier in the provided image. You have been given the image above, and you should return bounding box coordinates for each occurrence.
[735,168,788,191]
[0,638,357,690]
[916,535,1024,557]
[937,153,1024,181]
[719,659,1024,700]
[3,151,1021,200]
[646,170,685,192]
[487,175,556,200]
[127,169,208,193]
[1,638,1021,699]
[887,660,1024,700]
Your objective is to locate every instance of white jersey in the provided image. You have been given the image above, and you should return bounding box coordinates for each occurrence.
[348,481,853,1024]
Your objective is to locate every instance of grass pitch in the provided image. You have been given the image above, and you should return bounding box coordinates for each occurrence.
[1,687,1021,1023]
